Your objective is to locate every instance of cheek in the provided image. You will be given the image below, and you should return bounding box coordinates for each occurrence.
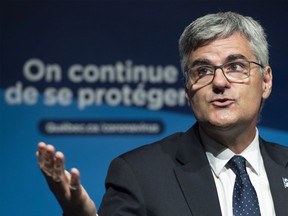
[189,93,207,116]
[239,85,263,113]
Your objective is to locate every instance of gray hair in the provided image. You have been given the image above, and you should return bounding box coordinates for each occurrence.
[179,11,269,85]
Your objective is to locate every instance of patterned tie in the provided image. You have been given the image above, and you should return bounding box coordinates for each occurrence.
[228,155,261,216]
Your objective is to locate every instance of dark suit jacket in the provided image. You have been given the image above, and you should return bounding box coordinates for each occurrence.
[98,124,288,216]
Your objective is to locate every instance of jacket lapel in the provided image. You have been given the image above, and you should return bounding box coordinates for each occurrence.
[260,139,288,215]
[174,125,222,216]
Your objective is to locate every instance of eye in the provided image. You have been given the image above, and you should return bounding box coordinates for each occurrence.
[195,66,214,78]
[225,61,247,72]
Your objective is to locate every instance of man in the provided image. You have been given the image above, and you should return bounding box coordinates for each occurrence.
[37,11,288,216]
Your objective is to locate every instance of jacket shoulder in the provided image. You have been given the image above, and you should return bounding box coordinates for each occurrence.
[120,131,186,161]
[260,137,288,166]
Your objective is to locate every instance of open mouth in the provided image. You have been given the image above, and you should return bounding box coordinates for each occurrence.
[211,98,235,107]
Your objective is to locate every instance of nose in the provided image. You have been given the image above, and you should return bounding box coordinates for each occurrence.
[211,68,231,90]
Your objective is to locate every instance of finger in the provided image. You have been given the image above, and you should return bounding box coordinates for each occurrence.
[70,168,82,198]
[41,144,55,176]
[53,151,65,182]
[37,142,47,165]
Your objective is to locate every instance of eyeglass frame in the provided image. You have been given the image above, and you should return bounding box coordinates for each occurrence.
[186,60,264,87]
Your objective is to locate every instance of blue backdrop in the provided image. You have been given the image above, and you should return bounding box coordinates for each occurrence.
[1,1,288,215]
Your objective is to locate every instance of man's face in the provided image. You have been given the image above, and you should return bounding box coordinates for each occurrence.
[186,33,272,131]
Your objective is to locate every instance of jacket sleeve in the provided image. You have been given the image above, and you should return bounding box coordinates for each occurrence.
[98,157,147,216]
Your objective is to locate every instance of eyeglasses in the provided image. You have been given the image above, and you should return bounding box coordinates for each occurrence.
[187,60,264,87]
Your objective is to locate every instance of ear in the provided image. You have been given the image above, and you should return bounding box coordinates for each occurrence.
[262,66,272,99]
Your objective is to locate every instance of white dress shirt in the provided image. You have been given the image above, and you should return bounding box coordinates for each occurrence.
[200,128,276,216]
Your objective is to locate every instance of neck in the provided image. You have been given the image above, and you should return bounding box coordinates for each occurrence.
[199,122,257,154]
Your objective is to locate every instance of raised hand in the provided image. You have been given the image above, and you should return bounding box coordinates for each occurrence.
[36,142,97,216]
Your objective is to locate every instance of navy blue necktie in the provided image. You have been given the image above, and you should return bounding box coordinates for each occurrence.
[228,155,261,216]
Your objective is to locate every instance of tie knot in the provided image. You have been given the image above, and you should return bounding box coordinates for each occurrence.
[228,155,247,176]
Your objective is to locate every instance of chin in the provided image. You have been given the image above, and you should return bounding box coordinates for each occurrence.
[206,118,238,130]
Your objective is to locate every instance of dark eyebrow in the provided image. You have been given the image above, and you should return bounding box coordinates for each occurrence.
[190,59,212,68]
[190,54,249,68]
[226,54,248,62]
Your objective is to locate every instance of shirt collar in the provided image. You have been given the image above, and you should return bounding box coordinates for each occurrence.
[200,127,261,177]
